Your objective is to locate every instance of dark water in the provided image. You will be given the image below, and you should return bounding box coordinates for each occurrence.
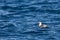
[0,0,60,40]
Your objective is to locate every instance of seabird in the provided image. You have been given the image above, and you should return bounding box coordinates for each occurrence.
[38,22,48,28]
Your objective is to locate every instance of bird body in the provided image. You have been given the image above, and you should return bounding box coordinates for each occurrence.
[38,22,47,28]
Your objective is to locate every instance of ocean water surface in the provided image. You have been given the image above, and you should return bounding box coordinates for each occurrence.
[0,0,60,40]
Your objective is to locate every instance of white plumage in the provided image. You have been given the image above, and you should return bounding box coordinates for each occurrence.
[38,22,42,26]
[38,22,47,28]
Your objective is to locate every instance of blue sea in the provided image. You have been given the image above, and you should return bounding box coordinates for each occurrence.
[0,0,60,40]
